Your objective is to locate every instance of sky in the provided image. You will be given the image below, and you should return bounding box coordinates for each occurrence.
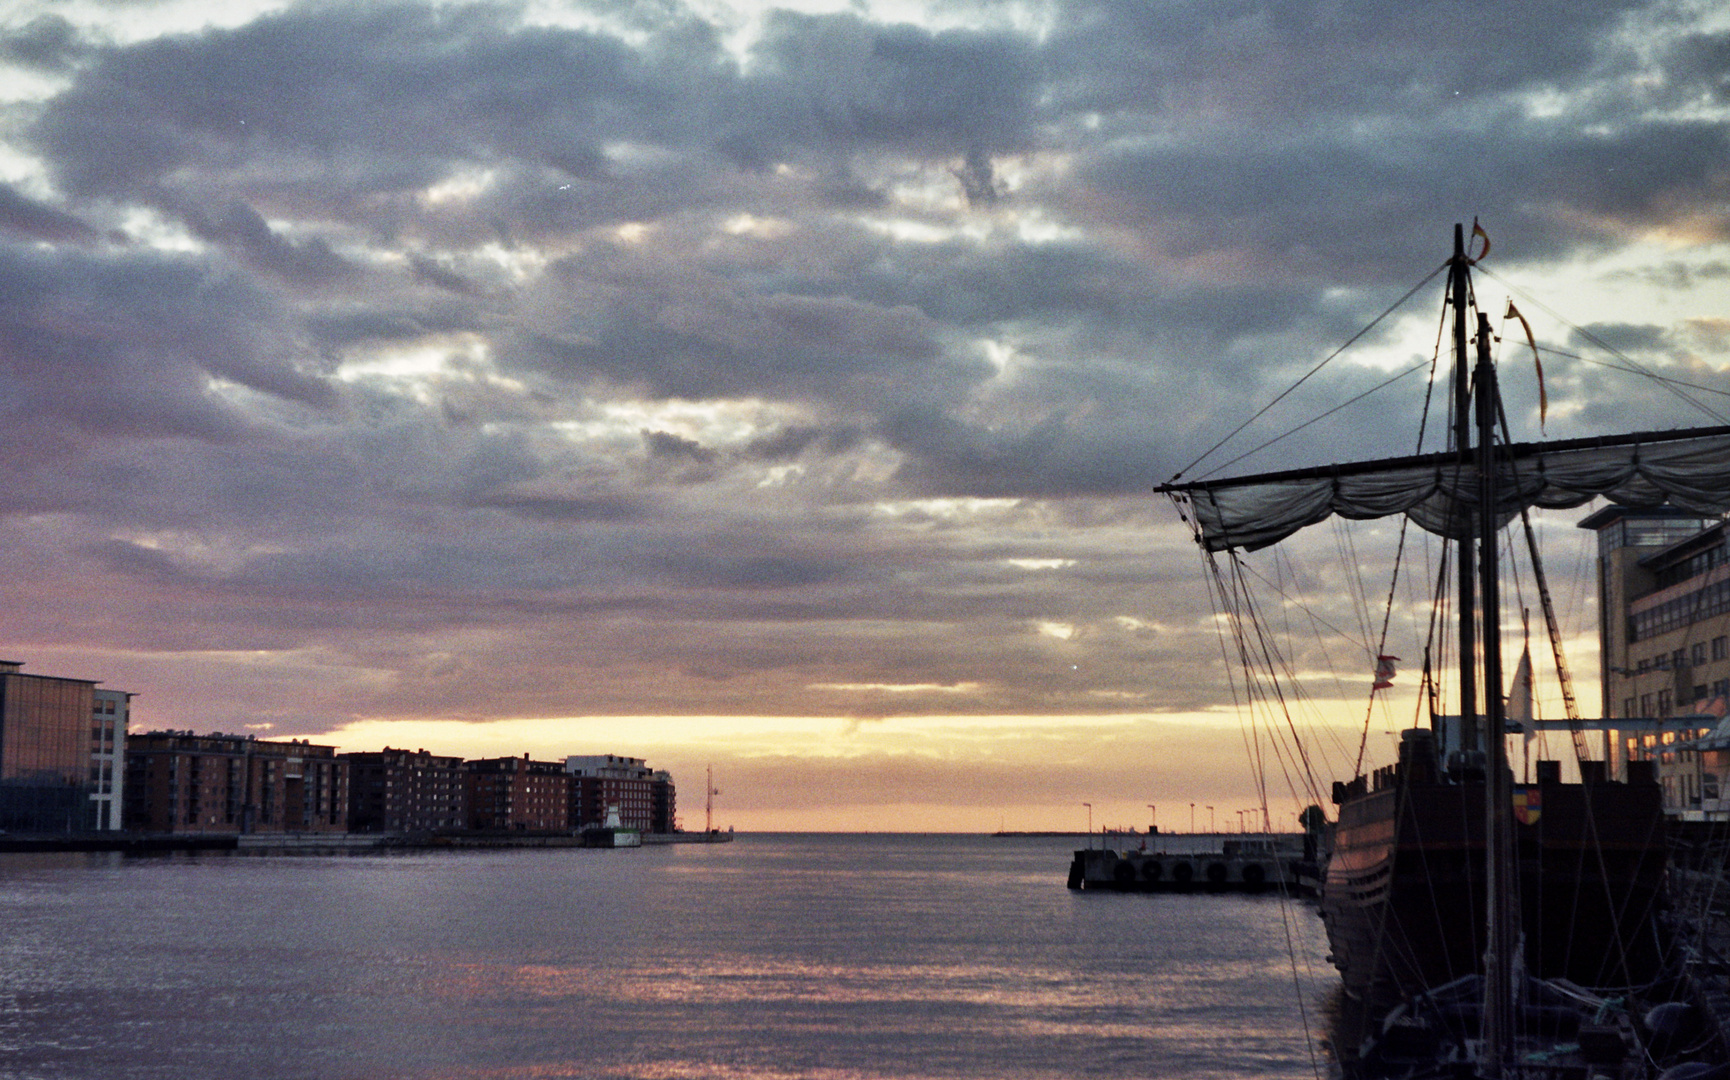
[3,0,1729,832]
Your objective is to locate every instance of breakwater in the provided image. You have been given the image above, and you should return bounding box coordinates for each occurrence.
[0,830,733,854]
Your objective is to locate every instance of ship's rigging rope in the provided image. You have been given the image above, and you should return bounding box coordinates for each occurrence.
[1201,545,1332,811]
[1487,322,1593,769]
[1193,534,1334,1078]
[1353,513,1414,779]
[1476,263,1730,427]
[1170,263,1449,484]
[1516,506,1591,762]
[1221,559,1330,1080]
[1183,360,1435,485]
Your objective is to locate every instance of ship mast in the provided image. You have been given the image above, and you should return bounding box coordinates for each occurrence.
[1455,228,1514,1076]
[1442,222,1515,1074]
[1473,305,1515,1076]
[1451,223,1480,759]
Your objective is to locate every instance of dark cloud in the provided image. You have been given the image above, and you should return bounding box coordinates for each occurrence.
[305,309,445,345]
[742,423,863,461]
[1046,0,1649,120]
[0,243,335,450]
[27,2,677,258]
[0,183,100,243]
[643,429,718,463]
[652,550,855,590]
[515,275,967,409]
[81,538,193,586]
[746,12,1041,156]
[1573,322,1669,354]
[472,492,646,523]
[0,14,87,72]
[1663,32,1730,104]
[409,254,482,295]
[181,199,358,285]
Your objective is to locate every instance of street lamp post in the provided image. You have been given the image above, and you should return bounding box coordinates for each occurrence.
[1207,805,1215,833]
[1147,804,1156,834]
[1189,802,1195,833]
[1082,802,1092,848]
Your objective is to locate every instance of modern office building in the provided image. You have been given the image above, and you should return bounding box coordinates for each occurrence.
[0,660,130,833]
[90,688,129,831]
[1583,506,1730,816]
[465,755,571,831]
[124,732,349,834]
[345,747,467,832]
[565,753,675,832]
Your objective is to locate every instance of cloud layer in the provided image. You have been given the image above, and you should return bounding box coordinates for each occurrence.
[3,0,1728,826]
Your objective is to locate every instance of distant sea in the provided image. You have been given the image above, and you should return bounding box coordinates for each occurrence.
[0,833,1337,1079]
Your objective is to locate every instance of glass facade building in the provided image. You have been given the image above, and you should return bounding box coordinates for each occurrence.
[0,661,104,832]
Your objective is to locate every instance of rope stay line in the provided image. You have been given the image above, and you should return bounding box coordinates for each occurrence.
[1168,262,1449,485]
[1476,262,1730,426]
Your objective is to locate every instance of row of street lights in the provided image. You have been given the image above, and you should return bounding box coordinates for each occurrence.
[1084,802,1267,833]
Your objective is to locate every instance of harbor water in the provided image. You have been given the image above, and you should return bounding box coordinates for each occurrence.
[0,833,1336,1079]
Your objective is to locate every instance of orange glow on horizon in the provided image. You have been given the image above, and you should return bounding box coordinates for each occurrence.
[309,710,1339,833]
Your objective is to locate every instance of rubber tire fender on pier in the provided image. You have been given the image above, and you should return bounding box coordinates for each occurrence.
[1241,863,1266,886]
[1141,860,1163,882]
[1205,862,1229,885]
[1170,861,1194,883]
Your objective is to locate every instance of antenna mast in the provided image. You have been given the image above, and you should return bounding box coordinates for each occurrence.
[705,765,719,833]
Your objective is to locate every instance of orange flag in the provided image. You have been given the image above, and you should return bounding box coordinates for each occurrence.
[1470,219,1491,262]
[1507,300,1544,428]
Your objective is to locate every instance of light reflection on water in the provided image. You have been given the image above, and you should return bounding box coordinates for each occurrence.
[0,834,1334,1079]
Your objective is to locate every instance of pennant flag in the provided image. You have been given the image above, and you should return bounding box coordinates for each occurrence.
[1506,301,1545,429]
[1513,786,1541,826]
[1372,654,1399,691]
[1707,695,1729,719]
[1470,218,1491,263]
[1508,645,1535,743]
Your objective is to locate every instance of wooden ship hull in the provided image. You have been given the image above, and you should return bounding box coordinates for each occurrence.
[1321,752,1669,1012]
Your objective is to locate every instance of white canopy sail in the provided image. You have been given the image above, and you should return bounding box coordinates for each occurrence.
[1165,426,1730,552]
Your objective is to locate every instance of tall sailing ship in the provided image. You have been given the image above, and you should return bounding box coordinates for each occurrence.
[1159,225,1730,1076]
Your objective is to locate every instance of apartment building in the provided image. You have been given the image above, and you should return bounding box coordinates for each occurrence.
[465,755,571,831]
[346,747,468,832]
[565,754,675,832]
[124,732,349,834]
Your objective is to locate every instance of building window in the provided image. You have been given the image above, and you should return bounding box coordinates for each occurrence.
[1696,643,1710,667]
[1716,637,1730,661]
[1659,689,1674,715]
[1631,578,1730,640]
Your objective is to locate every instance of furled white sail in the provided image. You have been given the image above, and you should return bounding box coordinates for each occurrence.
[1169,427,1730,552]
